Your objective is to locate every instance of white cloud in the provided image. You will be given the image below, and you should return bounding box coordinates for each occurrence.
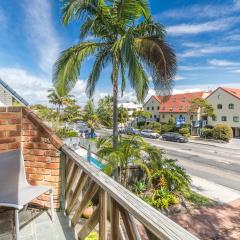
[23,0,60,74]
[167,17,239,36]
[178,65,216,71]
[226,33,240,40]
[0,67,52,104]
[208,59,240,67]
[160,2,240,20]
[174,75,185,81]
[179,45,240,58]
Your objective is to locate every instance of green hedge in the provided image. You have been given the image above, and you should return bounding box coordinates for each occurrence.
[179,127,190,137]
[212,124,233,142]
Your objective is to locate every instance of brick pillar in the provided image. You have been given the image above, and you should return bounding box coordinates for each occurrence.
[0,107,63,209]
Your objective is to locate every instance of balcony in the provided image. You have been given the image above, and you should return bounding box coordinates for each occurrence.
[0,107,199,240]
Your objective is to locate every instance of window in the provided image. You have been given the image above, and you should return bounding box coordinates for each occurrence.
[218,95,221,99]
[221,116,227,121]
[150,115,152,118]
[190,115,194,120]
[233,116,239,122]
[162,106,166,110]
[162,114,165,119]
[212,116,217,121]
[179,106,183,111]
[217,104,222,109]
[157,106,160,110]
[171,114,173,118]
[147,107,149,110]
[229,103,234,109]
[152,106,154,110]
[182,97,186,102]
[154,115,157,119]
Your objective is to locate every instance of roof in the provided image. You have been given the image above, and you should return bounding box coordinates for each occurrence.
[158,92,208,113]
[207,87,240,100]
[0,78,29,106]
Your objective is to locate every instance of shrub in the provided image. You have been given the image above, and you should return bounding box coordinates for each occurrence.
[179,127,190,137]
[213,124,233,142]
[201,128,214,138]
[145,122,161,133]
[56,127,78,139]
[161,124,174,133]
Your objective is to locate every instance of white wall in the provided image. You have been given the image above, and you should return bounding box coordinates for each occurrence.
[0,87,13,106]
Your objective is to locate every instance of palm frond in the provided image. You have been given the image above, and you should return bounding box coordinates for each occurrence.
[135,37,176,95]
[86,46,112,97]
[53,42,104,96]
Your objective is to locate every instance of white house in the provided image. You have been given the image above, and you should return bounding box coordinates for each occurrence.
[118,102,143,120]
[0,78,28,106]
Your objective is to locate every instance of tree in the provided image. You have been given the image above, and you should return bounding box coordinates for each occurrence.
[47,88,72,129]
[83,99,99,137]
[118,106,129,126]
[53,0,176,148]
[132,110,151,119]
[188,98,215,119]
[97,96,113,128]
[62,99,82,123]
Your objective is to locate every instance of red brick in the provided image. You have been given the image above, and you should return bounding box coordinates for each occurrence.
[7,130,21,137]
[44,175,60,182]
[0,144,8,150]
[51,169,60,176]
[0,131,6,138]
[29,174,44,181]
[0,119,8,124]
[7,142,20,150]
[0,125,17,131]
[0,137,17,144]
[7,119,21,124]
[46,163,60,169]
[0,113,20,119]
[34,156,51,162]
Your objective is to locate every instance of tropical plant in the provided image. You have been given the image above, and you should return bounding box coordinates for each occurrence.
[56,127,78,139]
[188,97,215,118]
[132,110,151,119]
[213,124,233,142]
[134,181,147,194]
[84,100,99,137]
[47,88,73,129]
[118,106,129,126]
[53,0,176,148]
[62,99,82,123]
[144,122,161,133]
[96,96,113,128]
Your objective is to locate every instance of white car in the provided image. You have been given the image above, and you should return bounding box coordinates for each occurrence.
[140,129,160,139]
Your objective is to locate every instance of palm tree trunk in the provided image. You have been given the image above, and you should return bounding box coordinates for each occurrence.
[112,57,119,149]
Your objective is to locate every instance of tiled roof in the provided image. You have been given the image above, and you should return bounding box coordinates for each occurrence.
[221,87,240,100]
[158,92,208,113]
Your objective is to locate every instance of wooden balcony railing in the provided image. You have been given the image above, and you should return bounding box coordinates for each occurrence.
[61,145,199,240]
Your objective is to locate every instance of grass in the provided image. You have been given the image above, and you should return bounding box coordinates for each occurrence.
[183,190,216,208]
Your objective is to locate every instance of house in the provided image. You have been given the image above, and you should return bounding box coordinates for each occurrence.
[118,102,143,120]
[0,78,29,106]
[144,92,209,124]
[206,87,240,137]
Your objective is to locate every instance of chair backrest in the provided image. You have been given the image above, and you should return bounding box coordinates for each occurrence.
[0,149,29,195]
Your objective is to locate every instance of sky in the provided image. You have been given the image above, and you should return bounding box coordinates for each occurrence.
[0,0,240,106]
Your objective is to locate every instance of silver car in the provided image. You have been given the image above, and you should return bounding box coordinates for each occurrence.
[140,129,160,139]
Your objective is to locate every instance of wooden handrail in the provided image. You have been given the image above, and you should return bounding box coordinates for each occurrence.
[62,145,199,240]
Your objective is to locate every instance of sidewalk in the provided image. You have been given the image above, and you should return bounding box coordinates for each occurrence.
[189,138,240,150]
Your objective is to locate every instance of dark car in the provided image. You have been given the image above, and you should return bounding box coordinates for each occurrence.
[125,127,140,135]
[162,132,188,143]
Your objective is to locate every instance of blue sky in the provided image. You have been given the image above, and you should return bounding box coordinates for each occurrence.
[0,0,240,105]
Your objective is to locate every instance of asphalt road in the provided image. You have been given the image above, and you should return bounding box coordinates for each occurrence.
[96,129,240,192]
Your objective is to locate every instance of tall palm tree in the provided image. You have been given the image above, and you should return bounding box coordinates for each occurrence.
[47,88,72,128]
[53,0,176,148]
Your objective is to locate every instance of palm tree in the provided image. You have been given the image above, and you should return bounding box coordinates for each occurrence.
[47,89,73,129]
[118,106,129,126]
[83,99,99,137]
[53,0,176,148]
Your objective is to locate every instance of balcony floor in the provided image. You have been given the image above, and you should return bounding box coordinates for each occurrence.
[0,208,76,240]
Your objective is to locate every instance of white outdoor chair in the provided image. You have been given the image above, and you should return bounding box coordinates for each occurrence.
[0,149,54,240]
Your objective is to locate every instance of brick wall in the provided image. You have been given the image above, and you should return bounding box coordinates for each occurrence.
[0,107,63,209]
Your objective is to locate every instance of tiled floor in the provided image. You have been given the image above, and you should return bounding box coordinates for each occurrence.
[0,208,76,240]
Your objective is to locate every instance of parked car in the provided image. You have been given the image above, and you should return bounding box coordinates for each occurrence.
[125,127,140,135]
[162,132,188,143]
[140,129,160,139]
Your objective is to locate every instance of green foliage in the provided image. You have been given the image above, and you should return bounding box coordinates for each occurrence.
[161,124,174,134]
[133,110,151,119]
[179,127,190,137]
[86,232,98,240]
[188,97,215,118]
[53,0,176,147]
[96,96,113,128]
[56,127,78,139]
[144,122,161,133]
[143,188,179,209]
[134,181,147,194]
[201,128,214,138]
[183,190,216,208]
[213,124,233,142]
[118,106,129,125]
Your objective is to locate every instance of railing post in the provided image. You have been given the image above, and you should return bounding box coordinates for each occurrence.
[60,152,67,210]
[99,189,107,240]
